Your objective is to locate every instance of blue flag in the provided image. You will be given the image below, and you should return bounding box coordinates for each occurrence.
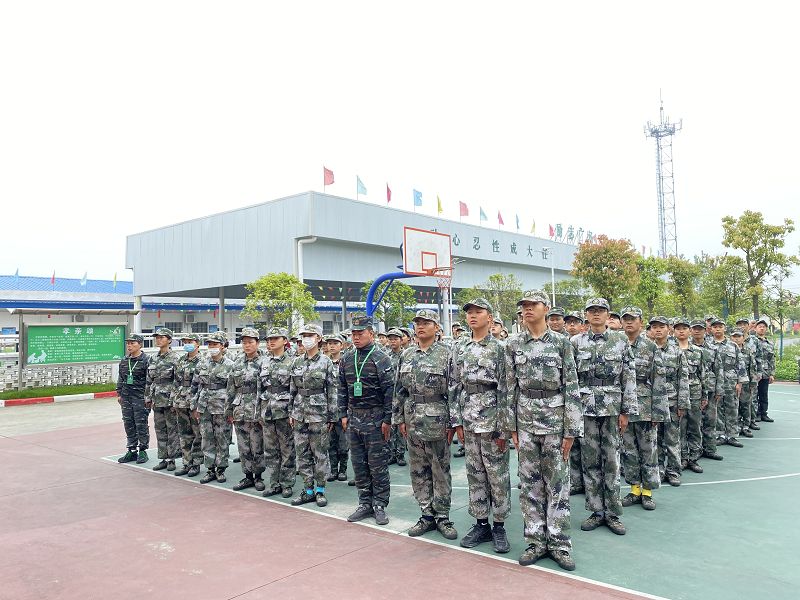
[357,176,367,195]
[479,207,488,222]
[413,189,423,206]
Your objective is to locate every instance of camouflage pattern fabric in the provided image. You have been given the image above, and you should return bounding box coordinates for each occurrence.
[226,353,264,423]
[200,413,231,469]
[406,436,451,518]
[581,415,623,517]
[629,335,669,422]
[234,420,264,476]
[327,358,349,474]
[699,340,722,454]
[146,349,180,460]
[294,421,330,488]
[738,342,758,429]
[348,408,391,507]
[152,407,179,460]
[757,336,776,378]
[622,421,659,489]
[191,355,235,415]
[175,407,202,467]
[289,352,337,424]
[262,417,296,490]
[658,405,683,478]
[569,442,584,492]
[388,349,407,458]
[655,341,689,478]
[259,352,294,421]
[463,430,511,521]
[712,338,748,439]
[120,394,149,451]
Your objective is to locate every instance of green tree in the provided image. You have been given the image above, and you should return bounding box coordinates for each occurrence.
[553,278,590,312]
[696,253,750,318]
[665,256,700,316]
[241,273,318,334]
[572,236,640,307]
[633,256,667,315]
[721,211,799,317]
[361,279,418,328]
[453,273,523,324]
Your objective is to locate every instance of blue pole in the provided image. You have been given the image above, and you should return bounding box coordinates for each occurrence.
[366,271,417,317]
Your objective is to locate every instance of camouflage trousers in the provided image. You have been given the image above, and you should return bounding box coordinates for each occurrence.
[152,406,179,460]
[569,440,584,491]
[263,418,296,490]
[328,421,349,474]
[621,421,660,490]
[581,416,623,517]
[120,393,150,450]
[702,395,720,454]
[348,408,391,508]
[518,431,571,552]
[407,434,451,519]
[738,383,754,430]
[749,380,760,424]
[391,425,407,457]
[294,421,330,489]
[657,405,682,479]
[464,430,510,521]
[234,420,265,476]
[680,398,703,462]
[175,407,202,467]
[718,391,738,440]
[200,413,231,469]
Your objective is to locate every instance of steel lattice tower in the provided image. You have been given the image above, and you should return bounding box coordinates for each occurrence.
[645,95,682,257]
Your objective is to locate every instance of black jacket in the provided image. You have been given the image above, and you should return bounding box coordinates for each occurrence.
[338,342,394,424]
[117,353,149,399]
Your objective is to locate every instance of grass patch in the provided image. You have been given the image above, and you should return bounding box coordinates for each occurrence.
[0,382,116,400]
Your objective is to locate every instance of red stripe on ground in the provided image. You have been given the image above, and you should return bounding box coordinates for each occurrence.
[93,391,118,399]
[3,396,55,407]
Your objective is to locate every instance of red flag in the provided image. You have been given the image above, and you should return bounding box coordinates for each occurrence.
[50,271,55,286]
[323,166,334,186]
[548,224,554,237]
[459,201,469,217]
[386,184,392,204]
[498,211,504,226]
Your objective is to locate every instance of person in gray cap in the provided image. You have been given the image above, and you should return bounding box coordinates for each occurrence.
[146,327,180,471]
[675,319,706,474]
[117,333,151,464]
[709,317,748,447]
[607,311,622,332]
[572,298,637,536]
[730,328,757,439]
[191,331,235,484]
[289,323,337,507]
[564,309,587,495]
[324,334,350,482]
[689,319,724,461]
[451,322,466,340]
[451,297,510,554]
[394,309,459,540]
[564,311,583,339]
[737,318,763,432]
[227,327,267,491]
[385,328,408,467]
[755,318,776,422]
[173,334,204,477]
[546,307,566,335]
[491,317,504,339]
[259,327,297,498]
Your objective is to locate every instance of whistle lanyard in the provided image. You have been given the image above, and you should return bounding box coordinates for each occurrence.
[353,346,376,397]
[126,357,136,384]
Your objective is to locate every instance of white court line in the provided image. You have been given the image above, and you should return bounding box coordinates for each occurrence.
[767,409,800,414]
[740,437,800,441]
[679,472,800,486]
[100,456,668,600]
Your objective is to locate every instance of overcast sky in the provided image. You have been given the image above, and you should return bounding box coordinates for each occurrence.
[2,1,798,291]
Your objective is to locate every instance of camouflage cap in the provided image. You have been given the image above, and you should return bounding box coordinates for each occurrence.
[710,316,726,326]
[350,314,374,331]
[609,311,621,319]
[620,306,643,319]
[731,328,745,337]
[517,289,550,306]
[704,314,716,322]
[756,317,770,326]
[735,317,750,325]
[154,327,173,338]
[125,333,144,344]
[493,316,503,325]
[240,326,260,340]
[585,297,610,311]
[462,297,494,313]
[565,310,584,322]
[399,327,413,338]
[324,334,344,343]
[179,333,200,342]
[451,321,462,328]
[413,309,440,325]
[453,323,466,331]
[266,327,288,339]
[648,315,669,325]
[376,331,388,337]
[207,331,227,344]
[299,323,323,336]
[386,328,404,338]
[673,316,691,327]
[547,306,566,317]
[690,319,706,328]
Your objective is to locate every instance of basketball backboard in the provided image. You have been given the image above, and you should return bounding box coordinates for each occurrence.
[402,227,452,277]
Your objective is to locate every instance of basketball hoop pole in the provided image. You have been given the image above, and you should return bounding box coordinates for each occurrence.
[366,271,418,319]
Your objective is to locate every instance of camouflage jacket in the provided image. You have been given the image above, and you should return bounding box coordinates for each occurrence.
[329,356,341,419]
[449,334,508,434]
[684,344,707,401]
[655,340,690,410]
[393,342,456,442]
[226,352,264,422]
[192,354,235,414]
[629,335,669,422]
[504,328,582,438]
[701,340,722,397]
[172,352,202,409]
[258,352,294,421]
[711,338,748,395]
[571,329,637,417]
[738,342,758,385]
[289,351,337,423]
[145,349,180,408]
[745,333,763,382]
[757,336,776,377]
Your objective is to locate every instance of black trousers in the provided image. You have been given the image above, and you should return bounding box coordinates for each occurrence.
[757,378,770,417]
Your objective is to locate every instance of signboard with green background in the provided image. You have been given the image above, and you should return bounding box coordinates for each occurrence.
[25,324,126,365]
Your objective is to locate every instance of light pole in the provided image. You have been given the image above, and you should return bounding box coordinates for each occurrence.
[541,247,556,306]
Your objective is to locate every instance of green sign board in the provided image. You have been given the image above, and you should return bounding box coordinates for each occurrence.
[25,324,126,366]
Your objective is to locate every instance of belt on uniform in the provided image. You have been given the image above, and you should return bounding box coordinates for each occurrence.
[520,388,559,399]
[239,385,257,393]
[636,377,649,383]
[265,385,289,394]
[412,392,443,403]
[206,382,227,390]
[464,382,497,394]
[584,377,617,387]
[299,388,325,397]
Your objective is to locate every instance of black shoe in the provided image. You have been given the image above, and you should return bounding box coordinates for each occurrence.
[741,429,754,438]
[374,505,389,525]
[569,486,584,496]
[337,471,348,482]
[166,460,176,471]
[263,486,282,497]
[396,454,407,467]
[622,492,641,507]
[641,495,656,511]
[136,450,148,464]
[326,472,337,482]
[519,544,546,566]
[687,460,704,473]
[254,477,266,492]
[216,468,226,483]
[581,513,604,531]
[187,465,201,477]
[348,479,356,486]
[492,525,510,554]
[605,515,626,535]
[153,460,169,471]
[233,456,241,463]
[315,492,327,507]
[460,523,493,548]
[749,421,761,430]
[702,451,724,461]
[681,459,689,471]
[727,438,744,448]
[291,491,316,506]
[453,447,465,458]
[436,518,458,540]
[408,517,437,537]
[233,477,255,491]
[761,415,774,423]
[388,455,397,465]
[174,466,190,476]
[549,549,576,571]
[347,504,374,522]
[118,450,137,464]
[281,487,293,498]
[666,473,681,487]
[200,469,217,484]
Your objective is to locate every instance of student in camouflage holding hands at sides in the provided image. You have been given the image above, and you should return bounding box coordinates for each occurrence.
[172,333,204,477]
[146,327,181,471]
[450,298,511,554]
[117,333,151,464]
[676,318,707,474]
[394,309,459,541]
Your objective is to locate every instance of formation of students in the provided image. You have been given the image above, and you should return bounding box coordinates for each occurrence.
[114,291,777,573]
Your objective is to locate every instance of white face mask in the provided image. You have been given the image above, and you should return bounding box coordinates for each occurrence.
[301,337,317,349]
[208,347,221,357]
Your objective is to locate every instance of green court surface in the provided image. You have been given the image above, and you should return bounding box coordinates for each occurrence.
[110,383,800,600]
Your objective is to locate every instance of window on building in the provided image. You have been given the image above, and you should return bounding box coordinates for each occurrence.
[322,320,334,335]
[192,322,209,334]
[165,321,182,334]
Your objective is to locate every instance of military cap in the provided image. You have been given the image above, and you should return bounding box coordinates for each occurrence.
[648,315,669,325]
[266,327,288,339]
[341,329,351,338]
[453,323,466,331]
[463,297,494,313]
[710,316,726,326]
[690,319,706,328]
[609,311,621,319]
[399,327,414,338]
[413,309,440,325]
[451,321,462,328]
[299,323,323,336]
[125,333,144,344]
[386,328,403,338]
[565,310,584,322]
[673,316,691,327]
[704,314,716,322]
[324,333,344,343]
[516,307,523,315]
[493,316,503,325]
[735,318,749,325]
[179,333,200,342]
[731,328,745,337]
[585,297,610,311]
[207,331,227,344]
[240,326,260,340]
[756,317,770,326]
[517,289,550,306]
[154,327,173,339]
[377,331,388,338]
[351,315,374,331]
[547,306,566,318]
[620,306,643,319]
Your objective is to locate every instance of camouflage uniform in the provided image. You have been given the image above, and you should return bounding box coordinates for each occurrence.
[450,327,510,523]
[259,332,296,492]
[681,338,708,463]
[711,333,748,442]
[387,340,407,462]
[745,331,763,426]
[191,340,235,471]
[289,341,337,490]
[394,339,457,520]
[700,337,723,455]
[506,305,582,554]
[621,327,667,491]
[654,335,689,480]
[736,331,758,434]
[117,336,150,451]
[227,340,265,480]
[572,300,637,519]
[756,332,776,419]
[326,351,350,477]
[145,336,180,461]
[173,345,203,469]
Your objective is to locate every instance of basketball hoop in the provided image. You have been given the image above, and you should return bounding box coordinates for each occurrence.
[427,266,453,294]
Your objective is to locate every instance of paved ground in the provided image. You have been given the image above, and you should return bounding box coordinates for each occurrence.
[1,384,798,600]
